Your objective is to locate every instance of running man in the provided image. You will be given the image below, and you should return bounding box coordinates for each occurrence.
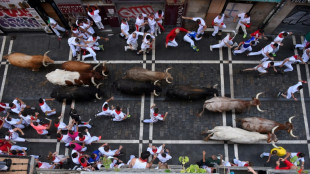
[242,61,277,75]
[278,80,307,101]
[210,32,238,51]
[234,12,250,38]
[182,16,207,36]
[165,27,189,48]
[183,31,202,51]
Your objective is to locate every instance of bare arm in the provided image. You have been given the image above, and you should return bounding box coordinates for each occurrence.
[233,15,238,22]
[283,152,290,160]
[182,16,193,20]
[44,98,55,101]
[13,128,24,136]
[106,96,114,103]
[146,154,157,168]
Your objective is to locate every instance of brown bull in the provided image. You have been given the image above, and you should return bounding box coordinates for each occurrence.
[236,116,297,137]
[61,61,108,76]
[3,51,54,71]
[123,67,173,83]
[198,92,265,116]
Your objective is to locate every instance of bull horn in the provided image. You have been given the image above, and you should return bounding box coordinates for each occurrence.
[42,50,50,67]
[102,61,108,77]
[272,126,279,134]
[288,116,295,123]
[165,67,172,73]
[289,130,297,138]
[271,141,278,148]
[255,92,264,99]
[257,105,265,112]
[96,83,103,89]
[153,90,159,96]
[165,77,172,84]
[91,77,97,86]
[96,93,103,100]
[154,80,159,86]
[93,62,101,71]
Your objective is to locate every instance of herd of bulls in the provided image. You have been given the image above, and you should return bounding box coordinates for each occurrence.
[4,51,297,147]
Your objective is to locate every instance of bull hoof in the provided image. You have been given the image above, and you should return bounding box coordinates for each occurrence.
[203,137,210,141]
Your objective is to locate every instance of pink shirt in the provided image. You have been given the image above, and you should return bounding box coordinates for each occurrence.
[30,123,46,134]
[68,131,78,139]
[70,142,82,152]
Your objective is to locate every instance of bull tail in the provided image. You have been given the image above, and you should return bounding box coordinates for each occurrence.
[197,107,205,117]
[235,118,243,123]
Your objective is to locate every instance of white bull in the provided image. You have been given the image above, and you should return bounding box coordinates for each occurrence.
[202,126,278,145]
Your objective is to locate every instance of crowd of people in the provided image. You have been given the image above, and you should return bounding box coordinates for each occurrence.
[0,4,309,173]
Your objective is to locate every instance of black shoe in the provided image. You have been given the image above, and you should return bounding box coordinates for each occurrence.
[277,92,282,97]
[141,120,144,123]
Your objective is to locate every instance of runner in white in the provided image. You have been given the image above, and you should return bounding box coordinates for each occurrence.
[242,61,277,75]
[135,13,147,32]
[5,128,26,142]
[142,104,168,123]
[75,129,101,145]
[278,80,307,101]
[155,10,164,35]
[182,16,207,36]
[47,17,68,40]
[210,32,238,51]
[120,19,130,39]
[272,31,292,56]
[274,55,305,72]
[247,42,278,62]
[38,98,56,116]
[137,33,155,55]
[212,13,227,37]
[95,96,114,117]
[82,33,106,62]
[234,12,250,38]
[125,32,144,51]
[148,13,157,36]
[87,4,104,30]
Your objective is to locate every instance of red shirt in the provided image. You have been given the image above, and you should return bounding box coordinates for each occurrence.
[275,159,294,170]
[166,27,188,44]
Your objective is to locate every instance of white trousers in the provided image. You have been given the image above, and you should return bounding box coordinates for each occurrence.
[46,110,56,116]
[149,24,155,35]
[296,38,309,49]
[211,40,233,49]
[197,26,204,35]
[11,145,27,151]
[120,30,129,39]
[52,25,66,37]
[11,136,26,142]
[85,136,99,144]
[96,112,112,117]
[69,44,80,57]
[234,45,252,54]
[302,52,309,62]
[274,61,293,72]
[167,39,178,47]
[236,23,247,35]
[212,24,226,36]
[261,152,270,157]
[83,47,97,61]
[95,21,104,29]
[183,35,195,47]
[248,49,269,62]
[143,119,157,123]
[156,22,162,34]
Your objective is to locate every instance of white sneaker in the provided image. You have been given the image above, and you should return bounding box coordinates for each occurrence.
[155,33,158,37]
[233,42,238,47]
[125,46,128,51]
[158,31,161,34]
[210,46,213,51]
[82,56,86,61]
[94,60,99,63]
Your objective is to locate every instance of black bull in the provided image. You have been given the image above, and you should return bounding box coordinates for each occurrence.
[114,79,162,96]
[51,85,104,102]
[166,85,219,100]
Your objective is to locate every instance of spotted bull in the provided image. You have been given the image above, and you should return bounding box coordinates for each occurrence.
[3,51,54,71]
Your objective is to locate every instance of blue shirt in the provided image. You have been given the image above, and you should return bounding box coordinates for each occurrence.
[243,36,255,48]
[187,31,197,39]
[88,150,101,163]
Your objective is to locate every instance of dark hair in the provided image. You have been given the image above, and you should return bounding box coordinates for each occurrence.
[55,120,59,124]
[250,41,255,45]
[75,38,80,43]
[72,24,78,29]
[104,145,110,151]
[248,161,253,166]
[22,112,27,117]
[92,33,98,37]
[273,43,278,47]
[77,20,83,25]
[56,133,62,139]
[33,122,38,126]
[91,153,96,159]
[259,29,264,33]
[116,106,121,111]
[103,104,108,109]
[122,19,127,22]
[298,86,303,90]
[146,35,151,40]
[39,98,43,103]
[72,152,78,158]
[78,133,84,138]
[161,153,166,158]
[283,32,288,37]
[270,62,274,66]
[245,12,250,17]
[140,151,151,160]
[5,131,10,136]
[69,130,74,135]
[89,8,93,13]
[154,108,159,114]
[80,157,85,163]
[298,153,305,157]
[71,109,77,114]
[6,117,11,121]
[70,144,76,148]
[158,10,162,15]
[271,150,277,154]
[9,103,14,107]
[196,19,201,24]
[11,150,17,155]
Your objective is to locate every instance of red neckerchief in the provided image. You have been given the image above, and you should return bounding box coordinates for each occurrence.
[115,110,121,115]
[297,152,301,157]
[158,14,162,17]
[39,102,44,106]
[79,157,88,167]
[31,116,36,120]
[8,131,12,139]
[244,163,249,167]
[229,37,232,40]
[293,55,298,59]
[38,162,43,167]
[79,136,85,141]
[90,11,94,15]
[152,148,157,153]
[103,107,107,111]
[73,28,77,31]
[153,113,158,116]
[54,123,59,128]
[57,135,63,141]
[139,158,147,162]
[52,156,56,161]
[278,33,283,38]
[93,37,96,41]
[149,16,154,20]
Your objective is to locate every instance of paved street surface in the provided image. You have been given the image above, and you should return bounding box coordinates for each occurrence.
[0,29,309,169]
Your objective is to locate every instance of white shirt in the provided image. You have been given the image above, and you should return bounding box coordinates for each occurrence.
[20,115,31,125]
[213,14,224,25]
[274,31,288,43]
[83,20,95,34]
[192,17,206,27]
[88,9,101,22]
[262,61,272,69]
[147,145,163,155]
[111,110,125,121]
[71,150,80,165]
[263,43,274,54]
[287,56,299,64]
[158,153,172,163]
[39,162,54,169]
[98,147,117,157]
[288,82,302,94]
[135,14,147,26]
[6,118,21,125]
[141,34,155,49]
[68,37,79,46]
[86,36,100,47]
[40,99,52,113]
[222,34,233,44]
[48,17,57,25]
[99,102,113,116]
[238,13,250,25]
[155,11,164,23]
[127,32,143,45]
[11,99,21,114]
[5,129,18,140]
[148,17,156,26]
[121,22,129,32]
[60,134,72,144]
